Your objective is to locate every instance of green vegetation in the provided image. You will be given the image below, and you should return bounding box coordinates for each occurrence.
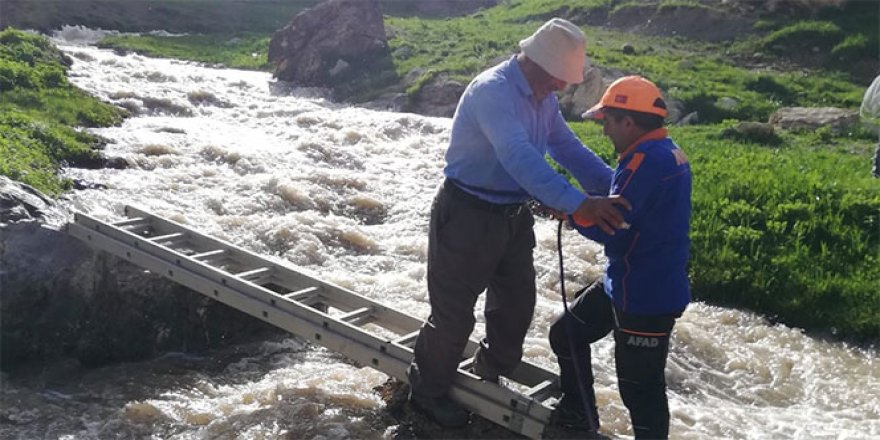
[0,29,124,194]
[98,33,272,70]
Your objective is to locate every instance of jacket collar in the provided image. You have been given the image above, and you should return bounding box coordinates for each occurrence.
[618,128,668,161]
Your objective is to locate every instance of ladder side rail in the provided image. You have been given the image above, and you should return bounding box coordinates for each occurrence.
[67,221,411,379]
[75,214,518,396]
[68,221,549,439]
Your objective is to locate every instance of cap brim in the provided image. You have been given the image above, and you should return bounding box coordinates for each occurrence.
[581,104,605,120]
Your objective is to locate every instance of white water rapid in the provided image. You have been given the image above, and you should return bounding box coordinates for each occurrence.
[1,28,877,439]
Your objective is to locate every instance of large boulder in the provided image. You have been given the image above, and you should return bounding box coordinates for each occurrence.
[404,75,466,118]
[559,66,605,120]
[0,177,278,369]
[268,0,388,87]
[769,107,860,133]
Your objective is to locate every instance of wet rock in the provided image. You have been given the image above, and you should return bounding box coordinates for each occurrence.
[375,380,522,439]
[404,75,465,118]
[269,0,388,87]
[1,178,280,369]
[0,177,66,224]
[71,179,108,190]
[103,156,130,169]
[140,97,193,117]
[665,98,687,124]
[375,379,594,439]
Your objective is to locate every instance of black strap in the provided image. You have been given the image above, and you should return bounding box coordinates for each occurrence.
[557,219,598,432]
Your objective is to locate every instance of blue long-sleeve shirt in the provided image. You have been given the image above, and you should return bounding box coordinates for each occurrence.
[570,129,691,315]
[444,57,613,214]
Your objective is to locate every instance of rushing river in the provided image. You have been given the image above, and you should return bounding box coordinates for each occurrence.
[1,27,878,439]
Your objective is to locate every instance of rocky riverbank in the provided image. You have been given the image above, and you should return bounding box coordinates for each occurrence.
[0,177,281,369]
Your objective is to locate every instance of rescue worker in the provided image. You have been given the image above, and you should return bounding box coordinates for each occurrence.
[549,76,691,439]
[406,18,632,428]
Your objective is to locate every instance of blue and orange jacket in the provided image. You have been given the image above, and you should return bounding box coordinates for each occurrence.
[569,128,691,315]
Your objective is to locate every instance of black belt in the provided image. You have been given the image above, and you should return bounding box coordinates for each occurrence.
[444,178,527,218]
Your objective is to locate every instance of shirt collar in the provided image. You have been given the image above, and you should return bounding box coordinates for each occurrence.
[618,128,668,160]
[507,55,533,98]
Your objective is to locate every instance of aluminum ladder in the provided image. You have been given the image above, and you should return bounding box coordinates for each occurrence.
[68,205,563,438]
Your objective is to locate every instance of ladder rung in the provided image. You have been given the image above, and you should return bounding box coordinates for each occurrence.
[392,330,420,348]
[235,267,272,280]
[191,249,226,260]
[148,232,185,242]
[338,307,373,326]
[285,287,321,303]
[525,379,556,402]
[112,217,147,227]
[459,357,475,370]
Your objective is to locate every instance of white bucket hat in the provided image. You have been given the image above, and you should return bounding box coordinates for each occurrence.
[519,18,586,84]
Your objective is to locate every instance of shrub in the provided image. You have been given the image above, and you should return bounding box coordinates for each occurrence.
[831,33,874,64]
[761,21,843,54]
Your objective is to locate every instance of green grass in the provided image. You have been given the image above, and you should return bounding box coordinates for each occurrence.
[0,29,124,195]
[570,121,880,341]
[98,34,273,70]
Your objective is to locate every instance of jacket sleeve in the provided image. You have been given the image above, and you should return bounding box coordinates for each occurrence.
[569,151,663,244]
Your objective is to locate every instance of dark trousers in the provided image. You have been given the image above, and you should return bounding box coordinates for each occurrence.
[408,182,536,398]
[549,282,679,439]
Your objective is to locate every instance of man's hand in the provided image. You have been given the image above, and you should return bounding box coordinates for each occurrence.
[528,200,565,220]
[572,195,632,234]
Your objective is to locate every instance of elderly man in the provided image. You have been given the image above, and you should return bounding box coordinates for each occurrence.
[550,76,691,439]
[406,18,631,427]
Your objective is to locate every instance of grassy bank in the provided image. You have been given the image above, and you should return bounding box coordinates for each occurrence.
[0,29,125,195]
[95,1,873,122]
[99,33,273,70]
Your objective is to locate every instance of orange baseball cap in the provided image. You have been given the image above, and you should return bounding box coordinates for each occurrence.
[582,75,668,120]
